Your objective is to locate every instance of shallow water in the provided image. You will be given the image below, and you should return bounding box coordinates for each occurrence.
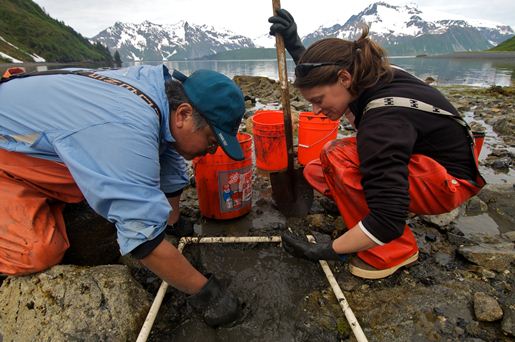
[463,111,515,185]
[455,212,508,240]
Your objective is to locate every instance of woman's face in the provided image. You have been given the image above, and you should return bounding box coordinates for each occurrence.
[299,70,357,121]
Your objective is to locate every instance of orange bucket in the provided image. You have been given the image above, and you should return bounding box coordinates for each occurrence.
[298,112,339,166]
[251,110,287,172]
[194,133,253,220]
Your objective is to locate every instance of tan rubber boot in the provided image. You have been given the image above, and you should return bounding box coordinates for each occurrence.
[348,251,419,279]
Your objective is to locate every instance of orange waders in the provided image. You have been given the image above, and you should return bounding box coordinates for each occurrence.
[304,137,484,270]
[0,149,84,275]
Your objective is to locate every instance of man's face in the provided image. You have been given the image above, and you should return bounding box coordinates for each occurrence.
[170,103,219,160]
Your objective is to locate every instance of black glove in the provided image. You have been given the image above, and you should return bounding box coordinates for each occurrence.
[268,8,306,64]
[281,232,346,261]
[165,215,194,238]
[187,275,241,327]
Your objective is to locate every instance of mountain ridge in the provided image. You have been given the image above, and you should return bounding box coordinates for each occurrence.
[91,2,513,61]
[301,2,514,56]
[92,21,255,62]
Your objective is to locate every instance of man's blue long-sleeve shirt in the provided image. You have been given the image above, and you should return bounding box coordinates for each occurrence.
[0,65,188,255]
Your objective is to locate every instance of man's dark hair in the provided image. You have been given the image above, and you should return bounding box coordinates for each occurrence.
[165,79,208,131]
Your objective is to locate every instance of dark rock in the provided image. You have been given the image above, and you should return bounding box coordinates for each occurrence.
[424,76,436,84]
[491,158,511,171]
[319,197,340,216]
[425,233,438,242]
[465,197,488,215]
[433,307,445,316]
[478,185,515,226]
[492,116,515,136]
[501,302,515,336]
[420,207,461,228]
[458,243,515,271]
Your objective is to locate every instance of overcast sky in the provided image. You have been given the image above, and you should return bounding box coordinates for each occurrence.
[32,0,515,38]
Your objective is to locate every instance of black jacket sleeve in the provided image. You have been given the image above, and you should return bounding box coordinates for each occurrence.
[357,108,418,243]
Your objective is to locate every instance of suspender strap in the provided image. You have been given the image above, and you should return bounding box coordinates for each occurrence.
[1,69,162,122]
[363,96,478,169]
[365,97,468,127]
[364,96,474,137]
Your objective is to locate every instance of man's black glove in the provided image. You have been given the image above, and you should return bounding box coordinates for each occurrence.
[187,275,241,327]
[281,232,346,261]
[165,215,194,238]
[268,8,306,64]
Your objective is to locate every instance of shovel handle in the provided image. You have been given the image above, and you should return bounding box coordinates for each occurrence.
[272,0,295,170]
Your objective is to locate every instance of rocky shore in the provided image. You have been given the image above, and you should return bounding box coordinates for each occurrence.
[0,77,513,342]
[421,51,515,59]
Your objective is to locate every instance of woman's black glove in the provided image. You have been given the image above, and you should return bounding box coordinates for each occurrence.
[281,232,346,261]
[268,8,306,64]
[187,275,241,327]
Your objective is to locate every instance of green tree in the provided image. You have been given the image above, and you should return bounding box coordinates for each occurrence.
[113,50,123,67]
[0,0,115,64]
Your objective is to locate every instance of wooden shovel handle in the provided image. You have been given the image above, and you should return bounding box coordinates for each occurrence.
[272,0,294,170]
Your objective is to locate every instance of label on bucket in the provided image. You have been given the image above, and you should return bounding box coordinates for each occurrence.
[217,167,252,212]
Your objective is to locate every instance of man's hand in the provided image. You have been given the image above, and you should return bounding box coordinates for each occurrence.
[165,215,194,237]
[187,275,242,327]
[281,232,346,261]
[268,8,306,64]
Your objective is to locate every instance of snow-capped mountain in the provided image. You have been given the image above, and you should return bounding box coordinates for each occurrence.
[91,2,514,61]
[92,20,255,61]
[302,2,514,55]
[253,33,276,49]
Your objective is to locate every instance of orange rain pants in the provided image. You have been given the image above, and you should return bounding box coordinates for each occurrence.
[0,149,84,275]
[304,137,484,269]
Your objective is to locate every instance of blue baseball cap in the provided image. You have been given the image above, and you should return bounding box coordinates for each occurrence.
[172,69,245,161]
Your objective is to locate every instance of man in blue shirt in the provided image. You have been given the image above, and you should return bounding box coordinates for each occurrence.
[0,65,244,326]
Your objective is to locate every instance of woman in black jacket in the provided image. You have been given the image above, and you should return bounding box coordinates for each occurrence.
[270,9,485,279]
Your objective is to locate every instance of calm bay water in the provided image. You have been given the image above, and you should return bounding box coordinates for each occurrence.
[126,56,515,87]
[4,56,513,87]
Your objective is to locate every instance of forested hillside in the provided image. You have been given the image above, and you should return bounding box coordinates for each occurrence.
[490,36,515,51]
[0,0,112,63]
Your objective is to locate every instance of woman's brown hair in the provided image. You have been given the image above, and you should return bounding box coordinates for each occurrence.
[293,25,392,96]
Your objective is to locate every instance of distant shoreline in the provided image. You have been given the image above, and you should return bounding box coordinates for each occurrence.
[418,51,515,59]
[0,61,109,69]
[2,52,514,68]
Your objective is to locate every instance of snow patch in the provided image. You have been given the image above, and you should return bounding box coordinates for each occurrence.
[0,52,22,63]
[253,34,275,48]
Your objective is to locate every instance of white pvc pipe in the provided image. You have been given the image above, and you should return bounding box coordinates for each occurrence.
[135,278,169,342]
[306,235,368,342]
[181,236,283,244]
[135,240,187,342]
[136,235,367,342]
